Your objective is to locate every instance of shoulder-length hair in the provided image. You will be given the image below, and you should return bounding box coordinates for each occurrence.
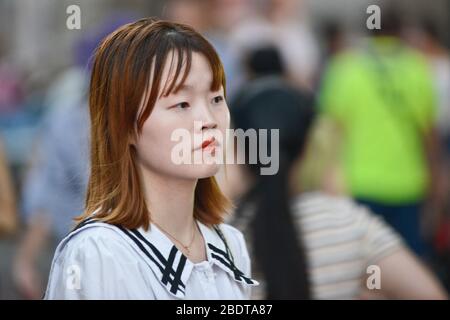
[76,18,230,230]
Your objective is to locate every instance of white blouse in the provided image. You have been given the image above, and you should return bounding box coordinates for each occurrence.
[44,218,258,299]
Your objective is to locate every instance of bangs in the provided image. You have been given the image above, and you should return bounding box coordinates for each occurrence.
[159,43,226,98]
[136,31,226,131]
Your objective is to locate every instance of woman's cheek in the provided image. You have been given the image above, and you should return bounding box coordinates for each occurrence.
[217,105,230,130]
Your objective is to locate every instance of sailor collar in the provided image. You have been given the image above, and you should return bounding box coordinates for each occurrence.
[66,218,258,298]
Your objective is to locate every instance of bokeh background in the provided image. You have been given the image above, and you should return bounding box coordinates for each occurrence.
[0,0,449,299]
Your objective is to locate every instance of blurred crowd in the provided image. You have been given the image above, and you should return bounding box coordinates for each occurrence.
[0,0,449,299]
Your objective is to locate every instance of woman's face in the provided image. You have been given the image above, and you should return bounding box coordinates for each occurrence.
[135,52,230,180]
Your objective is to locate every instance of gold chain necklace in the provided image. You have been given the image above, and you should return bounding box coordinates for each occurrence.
[153,221,196,255]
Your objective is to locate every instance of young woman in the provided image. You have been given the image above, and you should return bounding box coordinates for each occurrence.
[226,75,447,300]
[44,18,258,299]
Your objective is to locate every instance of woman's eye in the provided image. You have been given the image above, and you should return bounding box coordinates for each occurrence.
[174,102,190,109]
[212,96,224,105]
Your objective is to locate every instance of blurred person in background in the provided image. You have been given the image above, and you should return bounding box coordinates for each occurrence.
[164,0,251,99]
[406,19,450,151]
[0,136,18,298]
[163,0,212,31]
[0,137,17,236]
[316,19,347,89]
[0,34,29,184]
[12,13,136,299]
[222,44,346,197]
[420,21,450,154]
[13,103,90,299]
[165,0,319,97]
[0,36,18,237]
[0,36,24,115]
[319,8,445,259]
[0,21,38,300]
[229,0,320,91]
[226,70,447,299]
[406,17,450,291]
[321,20,346,61]
[303,19,348,195]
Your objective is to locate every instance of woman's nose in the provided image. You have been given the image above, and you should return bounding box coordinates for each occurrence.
[199,104,218,131]
[201,119,217,130]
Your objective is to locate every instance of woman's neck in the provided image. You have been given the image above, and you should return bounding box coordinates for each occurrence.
[139,165,198,241]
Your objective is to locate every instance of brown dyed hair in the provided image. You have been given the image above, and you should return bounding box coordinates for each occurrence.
[75,18,230,230]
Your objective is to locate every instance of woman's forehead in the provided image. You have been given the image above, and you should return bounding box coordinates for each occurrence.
[158,51,216,96]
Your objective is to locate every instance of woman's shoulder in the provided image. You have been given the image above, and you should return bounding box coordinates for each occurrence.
[214,223,250,262]
[45,221,154,299]
[54,221,135,265]
[218,223,245,238]
[293,191,364,220]
[292,192,404,254]
[291,191,388,235]
[213,222,254,281]
[217,223,246,249]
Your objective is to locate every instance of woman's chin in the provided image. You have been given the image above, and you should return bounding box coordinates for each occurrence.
[191,163,221,179]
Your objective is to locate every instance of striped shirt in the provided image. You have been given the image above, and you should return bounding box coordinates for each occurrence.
[232,192,404,299]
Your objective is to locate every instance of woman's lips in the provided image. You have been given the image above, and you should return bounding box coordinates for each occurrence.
[200,137,218,156]
[201,137,216,149]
